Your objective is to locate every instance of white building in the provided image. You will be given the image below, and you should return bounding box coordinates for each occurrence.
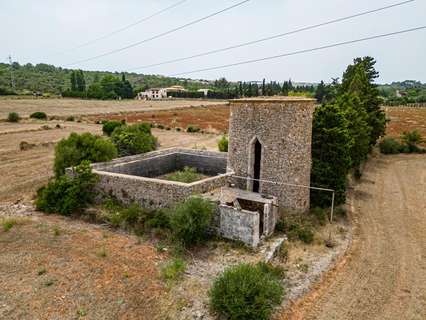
[137,85,187,100]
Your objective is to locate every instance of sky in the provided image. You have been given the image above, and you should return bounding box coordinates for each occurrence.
[1,0,426,84]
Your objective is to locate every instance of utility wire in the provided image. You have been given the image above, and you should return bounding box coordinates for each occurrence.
[169,26,426,76]
[128,0,415,71]
[57,0,189,55]
[64,0,252,67]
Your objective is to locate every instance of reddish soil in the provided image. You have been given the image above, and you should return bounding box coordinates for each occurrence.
[0,214,167,320]
[385,107,426,146]
[90,104,231,134]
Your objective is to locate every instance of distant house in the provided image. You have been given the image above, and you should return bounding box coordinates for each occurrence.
[137,85,186,100]
[197,89,211,97]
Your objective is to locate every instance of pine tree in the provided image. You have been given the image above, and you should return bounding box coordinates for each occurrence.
[70,71,77,92]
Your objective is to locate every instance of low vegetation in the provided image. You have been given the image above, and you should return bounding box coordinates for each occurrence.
[379,131,425,154]
[165,166,204,183]
[36,161,98,215]
[218,135,229,152]
[54,132,117,177]
[161,257,187,285]
[102,120,125,136]
[186,125,201,133]
[209,262,284,320]
[30,111,47,120]
[1,218,26,232]
[169,197,215,248]
[111,123,157,157]
[7,112,20,122]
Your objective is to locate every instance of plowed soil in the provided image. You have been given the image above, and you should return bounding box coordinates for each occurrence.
[281,154,426,320]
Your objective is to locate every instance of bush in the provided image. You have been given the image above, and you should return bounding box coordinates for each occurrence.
[401,130,424,153]
[105,202,147,229]
[102,120,124,136]
[54,132,117,177]
[186,125,201,133]
[379,138,401,154]
[277,214,315,244]
[36,161,98,215]
[311,207,328,226]
[209,263,284,320]
[7,112,20,122]
[66,116,75,122]
[218,135,229,152]
[111,123,157,157]
[30,112,47,120]
[169,197,215,247]
[166,166,202,183]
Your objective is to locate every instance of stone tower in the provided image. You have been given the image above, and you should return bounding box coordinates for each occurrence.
[227,97,316,211]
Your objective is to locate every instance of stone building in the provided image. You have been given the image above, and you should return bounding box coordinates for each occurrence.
[227,97,316,211]
[90,97,316,246]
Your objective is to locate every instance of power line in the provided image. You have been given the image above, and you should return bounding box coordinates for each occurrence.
[64,0,252,67]
[57,0,189,55]
[169,26,426,76]
[127,0,415,71]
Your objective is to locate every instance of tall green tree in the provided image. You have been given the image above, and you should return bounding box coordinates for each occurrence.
[76,70,86,92]
[341,57,385,146]
[70,71,77,92]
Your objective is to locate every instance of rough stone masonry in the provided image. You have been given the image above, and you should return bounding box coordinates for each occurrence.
[227,97,316,211]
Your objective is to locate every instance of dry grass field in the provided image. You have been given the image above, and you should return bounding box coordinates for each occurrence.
[0,98,226,120]
[385,106,426,146]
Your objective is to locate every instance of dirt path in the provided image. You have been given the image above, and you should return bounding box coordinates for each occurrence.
[282,154,426,320]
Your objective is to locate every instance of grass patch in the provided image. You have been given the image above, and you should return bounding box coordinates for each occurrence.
[164,166,205,183]
[161,257,186,285]
[1,218,27,232]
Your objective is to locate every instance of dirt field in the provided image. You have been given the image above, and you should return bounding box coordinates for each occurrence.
[0,211,167,319]
[385,107,426,146]
[281,154,426,320]
[90,104,230,134]
[0,120,220,202]
[0,98,226,120]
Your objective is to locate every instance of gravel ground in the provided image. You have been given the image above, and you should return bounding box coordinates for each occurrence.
[280,154,426,320]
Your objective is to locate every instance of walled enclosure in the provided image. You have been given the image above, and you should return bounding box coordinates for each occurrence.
[227,97,316,211]
[91,148,232,209]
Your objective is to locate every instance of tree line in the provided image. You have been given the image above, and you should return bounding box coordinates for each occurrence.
[311,56,386,207]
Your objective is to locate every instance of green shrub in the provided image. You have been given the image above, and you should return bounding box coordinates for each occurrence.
[36,161,98,215]
[169,197,215,247]
[278,214,315,244]
[379,138,401,154]
[54,132,117,177]
[7,112,20,122]
[209,263,284,320]
[30,112,47,120]
[401,130,424,153]
[66,116,75,122]
[311,207,328,226]
[102,120,124,136]
[106,203,147,229]
[218,135,229,152]
[111,123,157,157]
[186,125,201,133]
[161,257,186,284]
[166,166,202,183]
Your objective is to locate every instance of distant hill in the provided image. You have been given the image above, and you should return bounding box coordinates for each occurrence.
[0,62,212,95]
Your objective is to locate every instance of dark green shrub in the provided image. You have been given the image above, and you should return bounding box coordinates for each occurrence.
[7,112,20,122]
[311,207,328,226]
[169,197,215,247]
[278,214,315,244]
[401,130,424,153]
[379,138,401,154]
[209,263,284,320]
[105,202,147,229]
[297,227,314,244]
[111,123,157,157]
[218,135,229,152]
[66,116,75,122]
[54,132,117,177]
[102,120,124,136]
[144,209,170,230]
[30,112,47,120]
[186,125,201,133]
[36,161,98,215]
[165,166,202,183]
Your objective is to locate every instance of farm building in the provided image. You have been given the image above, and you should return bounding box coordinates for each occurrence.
[91,97,316,246]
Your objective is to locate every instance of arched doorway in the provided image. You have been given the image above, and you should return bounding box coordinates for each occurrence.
[252,138,262,193]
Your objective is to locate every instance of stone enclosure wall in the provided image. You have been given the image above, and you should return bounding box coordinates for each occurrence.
[91,148,232,209]
[227,98,316,211]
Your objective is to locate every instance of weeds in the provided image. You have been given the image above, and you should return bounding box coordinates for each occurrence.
[165,166,203,183]
[37,268,47,276]
[1,218,26,232]
[96,247,107,258]
[161,257,186,285]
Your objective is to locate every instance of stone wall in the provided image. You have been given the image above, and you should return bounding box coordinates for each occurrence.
[91,148,232,209]
[227,98,316,211]
[218,205,260,247]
